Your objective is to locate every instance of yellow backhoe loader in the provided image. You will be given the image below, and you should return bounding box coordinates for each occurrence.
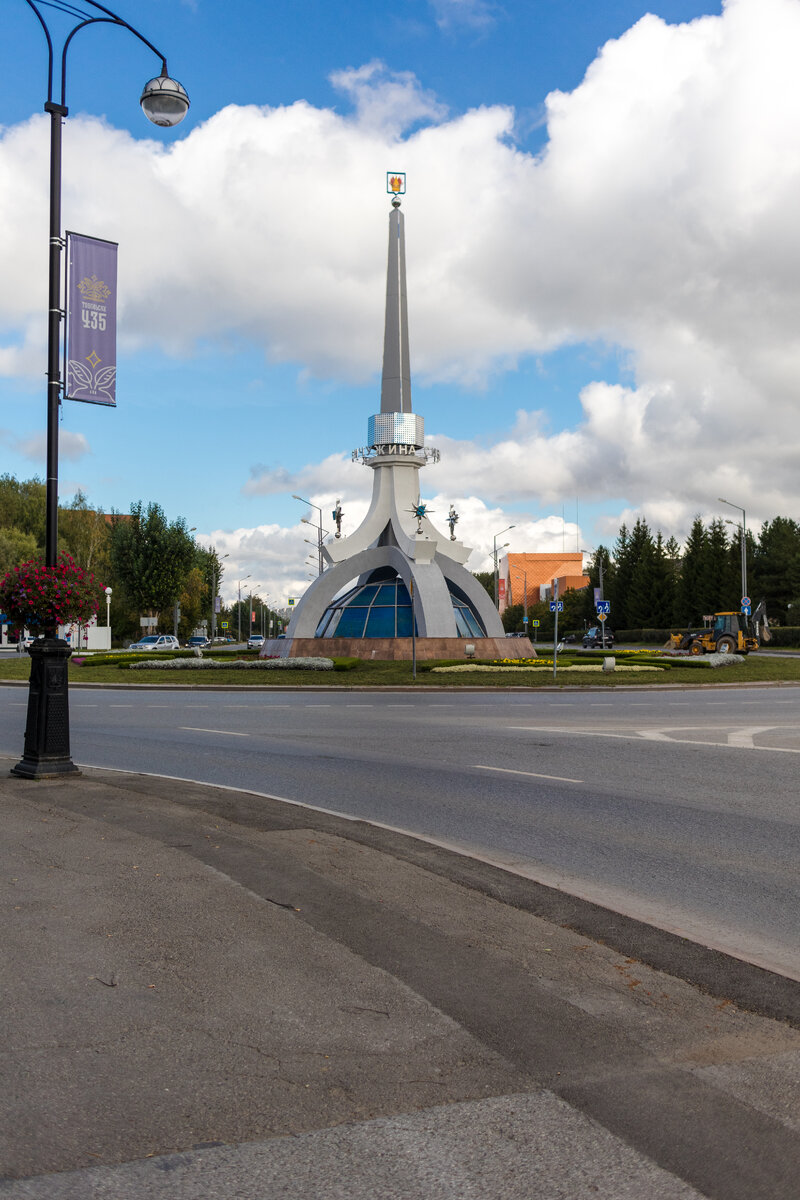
[666,607,767,656]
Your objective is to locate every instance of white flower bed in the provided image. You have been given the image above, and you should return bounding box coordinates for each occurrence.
[431,663,663,674]
[128,656,334,671]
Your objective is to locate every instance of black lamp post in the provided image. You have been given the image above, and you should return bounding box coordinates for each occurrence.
[12,1,189,779]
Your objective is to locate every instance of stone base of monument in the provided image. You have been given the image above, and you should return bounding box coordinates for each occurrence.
[261,636,536,661]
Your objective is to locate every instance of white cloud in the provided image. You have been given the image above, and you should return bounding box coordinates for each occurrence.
[1,429,90,463]
[4,0,800,546]
[429,0,498,33]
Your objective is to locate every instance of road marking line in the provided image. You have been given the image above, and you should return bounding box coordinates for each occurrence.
[109,705,134,708]
[474,764,584,784]
[727,725,779,748]
[179,727,249,737]
[508,724,800,754]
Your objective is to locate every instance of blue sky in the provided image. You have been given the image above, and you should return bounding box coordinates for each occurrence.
[6,0,800,606]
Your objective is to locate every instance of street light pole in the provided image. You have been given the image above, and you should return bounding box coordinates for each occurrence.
[492,525,515,609]
[237,577,250,643]
[293,494,325,575]
[210,552,228,642]
[719,498,748,607]
[12,1,189,780]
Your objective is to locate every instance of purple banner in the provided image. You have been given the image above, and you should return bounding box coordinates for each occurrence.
[66,233,118,406]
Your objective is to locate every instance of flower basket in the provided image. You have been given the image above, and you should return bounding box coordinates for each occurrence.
[0,556,103,633]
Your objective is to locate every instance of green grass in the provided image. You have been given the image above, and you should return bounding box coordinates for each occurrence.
[1,648,798,688]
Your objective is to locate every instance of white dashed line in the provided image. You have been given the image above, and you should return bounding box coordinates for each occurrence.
[474,765,584,784]
[179,727,249,737]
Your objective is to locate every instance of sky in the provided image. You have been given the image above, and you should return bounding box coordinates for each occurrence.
[4,0,799,608]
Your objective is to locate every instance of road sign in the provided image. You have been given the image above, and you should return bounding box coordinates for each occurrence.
[532,620,540,627]
[598,612,608,622]
[596,600,611,614]
[742,604,751,616]
[549,601,563,613]
[741,596,751,607]
[221,621,228,629]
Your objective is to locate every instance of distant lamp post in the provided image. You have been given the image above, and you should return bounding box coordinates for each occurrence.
[293,495,325,576]
[210,552,228,642]
[12,0,188,781]
[237,576,251,643]
[492,525,515,609]
[719,497,748,609]
[104,586,112,638]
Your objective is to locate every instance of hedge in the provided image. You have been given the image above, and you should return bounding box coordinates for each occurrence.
[615,626,800,648]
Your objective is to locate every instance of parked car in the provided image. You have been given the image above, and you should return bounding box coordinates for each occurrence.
[247,633,265,650]
[582,626,615,648]
[15,635,35,653]
[186,635,211,649]
[128,634,180,652]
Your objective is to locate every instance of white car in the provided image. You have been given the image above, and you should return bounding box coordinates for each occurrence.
[129,635,180,652]
[247,633,265,650]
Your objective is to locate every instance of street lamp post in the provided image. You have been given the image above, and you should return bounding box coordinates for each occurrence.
[12,1,189,780]
[210,552,228,642]
[237,577,251,643]
[492,525,515,609]
[104,586,112,644]
[248,585,261,642]
[718,498,748,609]
[293,494,325,576]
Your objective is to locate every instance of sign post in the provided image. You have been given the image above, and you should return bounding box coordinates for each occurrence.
[596,599,611,650]
[550,580,563,680]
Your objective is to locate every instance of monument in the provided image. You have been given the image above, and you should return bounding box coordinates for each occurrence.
[272,175,535,661]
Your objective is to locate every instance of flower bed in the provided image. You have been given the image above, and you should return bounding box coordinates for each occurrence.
[431,663,663,674]
[127,656,334,671]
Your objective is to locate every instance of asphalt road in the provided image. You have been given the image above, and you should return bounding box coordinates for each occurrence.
[1,682,798,980]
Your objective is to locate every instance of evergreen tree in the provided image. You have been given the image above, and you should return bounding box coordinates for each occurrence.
[623,519,657,627]
[703,518,737,612]
[606,524,630,628]
[752,517,800,624]
[677,517,709,625]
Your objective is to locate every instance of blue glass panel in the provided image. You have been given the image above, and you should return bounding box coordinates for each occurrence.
[396,582,411,605]
[334,607,369,638]
[357,585,380,603]
[453,606,483,638]
[314,609,335,637]
[396,607,414,637]
[373,585,397,605]
[453,608,471,638]
[462,608,483,637]
[365,606,396,637]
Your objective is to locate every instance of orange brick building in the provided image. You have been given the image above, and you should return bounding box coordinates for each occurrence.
[498,552,590,614]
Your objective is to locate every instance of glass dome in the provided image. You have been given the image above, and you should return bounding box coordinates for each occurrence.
[314,568,486,639]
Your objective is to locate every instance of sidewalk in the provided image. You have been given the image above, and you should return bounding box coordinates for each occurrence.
[1,758,799,1199]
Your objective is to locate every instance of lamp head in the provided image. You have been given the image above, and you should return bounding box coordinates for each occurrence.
[141,66,190,127]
